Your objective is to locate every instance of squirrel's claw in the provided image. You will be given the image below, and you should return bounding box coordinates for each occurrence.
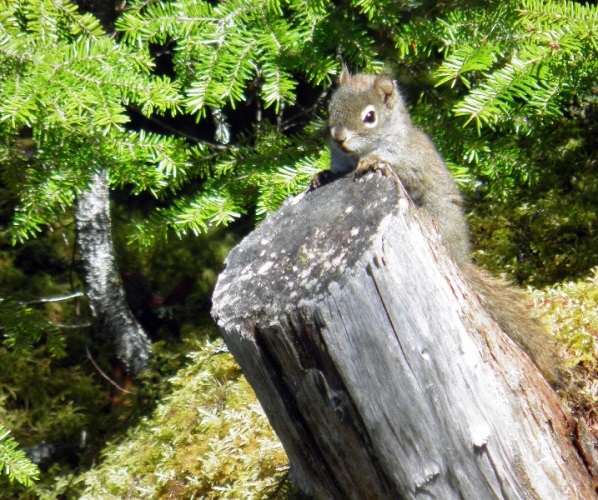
[354,157,392,179]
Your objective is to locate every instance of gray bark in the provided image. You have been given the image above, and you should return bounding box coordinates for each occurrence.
[211,173,595,499]
[76,169,150,376]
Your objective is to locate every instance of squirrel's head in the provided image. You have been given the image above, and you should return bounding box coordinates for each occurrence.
[328,69,411,156]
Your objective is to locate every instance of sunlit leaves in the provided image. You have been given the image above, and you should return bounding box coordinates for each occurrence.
[435,45,498,89]
[1,0,343,244]
[433,1,597,130]
[255,152,326,218]
[395,0,598,198]
[0,35,178,131]
[130,191,245,246]
[453,55,544,129]
[118,0,332,118]
[0,0,184,241]
[108,130,191,193]
[2,0,596,239]
[518,0,598,51]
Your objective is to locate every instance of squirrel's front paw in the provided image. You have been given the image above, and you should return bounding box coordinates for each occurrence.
[308,170,340,191]
[354,157,392,178]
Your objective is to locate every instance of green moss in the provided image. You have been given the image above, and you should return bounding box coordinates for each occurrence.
[536,268,598,420]
[79,341,287,499]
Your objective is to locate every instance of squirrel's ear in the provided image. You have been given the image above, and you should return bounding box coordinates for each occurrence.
[374,74,398,108]
[339,65,351,85]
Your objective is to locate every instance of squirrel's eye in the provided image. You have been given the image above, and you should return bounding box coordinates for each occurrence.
[364,111,375,123]
[361,105,377,127]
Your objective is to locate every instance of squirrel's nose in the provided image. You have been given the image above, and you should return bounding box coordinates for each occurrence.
[330,126,346,143]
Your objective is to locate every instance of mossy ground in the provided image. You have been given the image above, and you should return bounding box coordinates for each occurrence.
[75,341,288,499]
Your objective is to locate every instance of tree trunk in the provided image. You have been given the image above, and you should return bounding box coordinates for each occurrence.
[73,2,150,377]
[211,174,596,498]
[76,170,151,376]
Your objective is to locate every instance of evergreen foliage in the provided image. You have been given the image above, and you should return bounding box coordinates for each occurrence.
[396,0,597,194]
[0,424,40,488]
[0,299,66,358]
[2,0,596,252]
[0,0,181,243]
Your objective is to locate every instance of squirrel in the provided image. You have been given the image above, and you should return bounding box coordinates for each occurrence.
[311,68,559,384]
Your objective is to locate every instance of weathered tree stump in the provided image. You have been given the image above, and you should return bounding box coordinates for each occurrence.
[211,174,595,498]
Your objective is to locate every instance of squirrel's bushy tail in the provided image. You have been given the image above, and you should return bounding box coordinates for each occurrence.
[465,265,560,386]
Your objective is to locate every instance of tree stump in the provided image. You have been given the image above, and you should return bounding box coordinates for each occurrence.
[211,174,595,498]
